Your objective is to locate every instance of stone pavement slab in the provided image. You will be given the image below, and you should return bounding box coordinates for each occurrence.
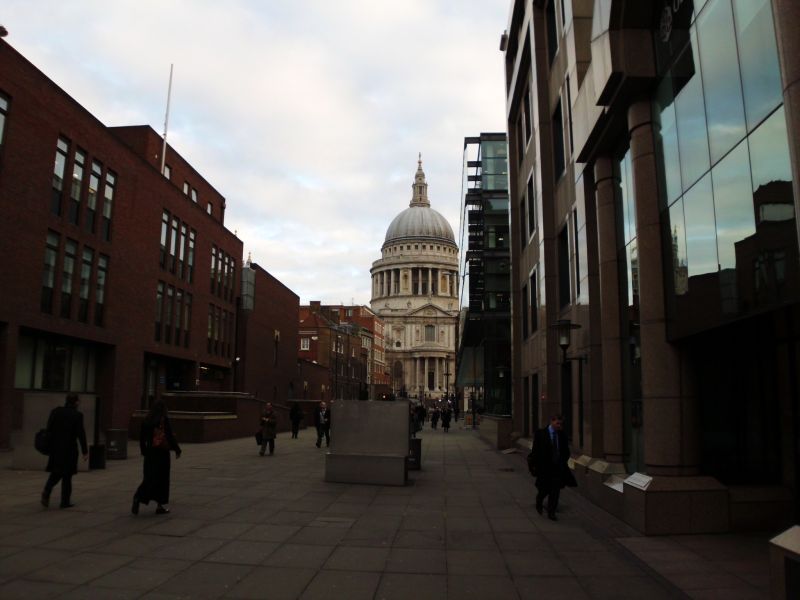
[0,422,773,599]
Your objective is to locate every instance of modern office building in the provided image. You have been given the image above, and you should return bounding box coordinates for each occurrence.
[370,158,459,402]
[503,0,798,532]
[456,133,512,444]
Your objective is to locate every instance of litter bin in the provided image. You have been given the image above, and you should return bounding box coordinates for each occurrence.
[408,437,422,470]
[106,429,128,459]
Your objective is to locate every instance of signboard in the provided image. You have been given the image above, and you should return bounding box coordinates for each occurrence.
[624,472,653,491]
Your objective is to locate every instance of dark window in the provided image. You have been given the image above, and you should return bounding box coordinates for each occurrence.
[0,93,8,148]
[521,284,529,338]
[178,224,187,279]
[523,86,532,142]
[175,289,183,345]
[160,210,170,268]
[517,113,525,165]
[546,0,559,65]
[155,282,164,341]
[207,305,214,353]
[425,325,435,342]
[211,246,217,294]
[558,226,570,308]
[530,270,538,333]
[552,100,565,180]
[565,76,574,154]
[191,188,198,203]
[183,181,189,195]
[68,149,85,225]
[95,254,108,327]
[164,285,174,344]
[61,239,77,319]
[102,171,115,241]
[573,210,580,299]
[78,247,94,323]
[41,231,60,314]
[183,292,192,347]
[169,217,179,273]
[519,197,527,251]
[52,137,69,216]
[86,160,101,233]
[187,230,196,282]
[526,175,536,236]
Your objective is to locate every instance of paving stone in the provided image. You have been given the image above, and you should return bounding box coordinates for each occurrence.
[59,585,142,599]
[0,548,72,578]
[374,573,447,600]
[152,537,227,561]
[263,543,335,569]
[0,578,74,599]
[503,550,572,576]
[88,565,177,591]
[205,540,279,565]
[192,522,254,540]
[577,575,677,599]
[447,574,520,600]
[324,546,390,572]
[300,570,380,600]
[226,566,316,599]
[514,576,590,599]
[393,529,446,549]
[447,549,508,575]
[239,524,301,543]
[26,551,134,584]
[157,561,253,598]
[386,548,446,574]
[289,525,347,545]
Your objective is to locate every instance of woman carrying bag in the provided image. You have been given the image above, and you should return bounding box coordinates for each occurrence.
[132,400,181,515]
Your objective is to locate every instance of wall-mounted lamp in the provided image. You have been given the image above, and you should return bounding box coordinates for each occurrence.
[553,319,587,364]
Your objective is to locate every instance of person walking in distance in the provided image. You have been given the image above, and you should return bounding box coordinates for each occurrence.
[441,406,452,432]
[532,415,576,521]
[132,400,181,515]
[314,401,331,448]
[289,402,303,439]
[259,403,277,455]
[41,394,88,509]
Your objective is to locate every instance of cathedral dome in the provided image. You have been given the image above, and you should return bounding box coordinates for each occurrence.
[383,156,456,247]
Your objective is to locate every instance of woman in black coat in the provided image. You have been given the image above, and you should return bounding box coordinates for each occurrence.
[132,400,181,515]
[41,394,88,508]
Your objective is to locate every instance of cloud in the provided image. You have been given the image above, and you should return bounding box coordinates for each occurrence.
[5,0,509,304]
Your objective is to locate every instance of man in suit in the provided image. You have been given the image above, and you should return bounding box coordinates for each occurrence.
[41,394,88,509]
[314,401,331,448]
[532,414,576,521]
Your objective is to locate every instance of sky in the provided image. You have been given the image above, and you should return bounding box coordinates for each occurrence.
[5,0,509,305]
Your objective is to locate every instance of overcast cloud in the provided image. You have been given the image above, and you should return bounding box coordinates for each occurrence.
[5,0,509,304]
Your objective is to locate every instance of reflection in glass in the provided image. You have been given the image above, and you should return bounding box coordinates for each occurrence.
[733,0,782,132]
[674,29,710,192]
[656,78,682,207]
[668,198,689,295]
[626,241,639,308]
[749,107,792,194]
[711,140,755,271]
[619,149,636,246]
[697,0,746,164]
[683,173,718,277]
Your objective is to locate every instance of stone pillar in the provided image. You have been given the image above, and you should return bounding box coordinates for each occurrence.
[628,100,698,477]
[435,357,440,392]
[594,157,625,464]
[770,0,800,253]
[416,268,421,295]
[428,268,433,295]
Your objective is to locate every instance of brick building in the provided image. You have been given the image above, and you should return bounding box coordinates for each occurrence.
[0,39,242,449]
[237,259,300,406]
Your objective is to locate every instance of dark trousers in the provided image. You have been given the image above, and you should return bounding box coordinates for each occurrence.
[316,426,330,447]
[291,422,300,438]
[536,471,563,516]
[43,471,73,506]
[260,439,275,455]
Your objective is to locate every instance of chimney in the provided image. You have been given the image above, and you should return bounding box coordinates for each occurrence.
[310,301,321,313]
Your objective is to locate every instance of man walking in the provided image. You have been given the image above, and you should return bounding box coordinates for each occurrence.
[41,394,88,509]
[532,415,576,521]
[314,401,331,448]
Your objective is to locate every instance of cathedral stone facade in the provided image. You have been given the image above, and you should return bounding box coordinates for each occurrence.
[370,158,459,401]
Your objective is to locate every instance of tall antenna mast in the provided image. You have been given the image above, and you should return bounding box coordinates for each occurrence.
[160,64,174,176]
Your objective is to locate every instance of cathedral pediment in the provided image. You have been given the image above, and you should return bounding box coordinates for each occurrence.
[406,303,455,318]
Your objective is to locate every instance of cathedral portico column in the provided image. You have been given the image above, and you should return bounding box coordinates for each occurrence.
[594,157,624,464]
[628,100,698,477]
[428,268,432,295]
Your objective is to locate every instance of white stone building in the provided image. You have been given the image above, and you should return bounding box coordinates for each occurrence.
[370,158,459,401]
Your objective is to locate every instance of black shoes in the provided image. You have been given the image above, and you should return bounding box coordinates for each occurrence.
[535,502,543,515]
[548,513,558,521]
[315,441,321,448]
[131,496,139,515]
[156,505,170,515]
[60,503,75,509]
[41,493,49,508]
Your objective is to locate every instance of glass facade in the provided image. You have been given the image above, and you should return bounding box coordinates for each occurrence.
[655,0,796,338]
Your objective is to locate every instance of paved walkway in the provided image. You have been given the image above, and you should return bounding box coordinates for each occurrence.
[0,423,771,599]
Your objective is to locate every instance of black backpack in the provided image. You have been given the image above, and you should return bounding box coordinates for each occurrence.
[34,429,50,455]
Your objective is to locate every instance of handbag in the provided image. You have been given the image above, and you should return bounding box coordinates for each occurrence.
[152,420,168,449]
[34,429,51,455]
[255,430,263,446]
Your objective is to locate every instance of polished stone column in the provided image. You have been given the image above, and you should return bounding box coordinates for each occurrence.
[770,0,800,251]
[594,157,625,464]
[628,100,698,476]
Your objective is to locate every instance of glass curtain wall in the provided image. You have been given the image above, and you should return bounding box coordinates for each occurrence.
[655,0,796,338]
